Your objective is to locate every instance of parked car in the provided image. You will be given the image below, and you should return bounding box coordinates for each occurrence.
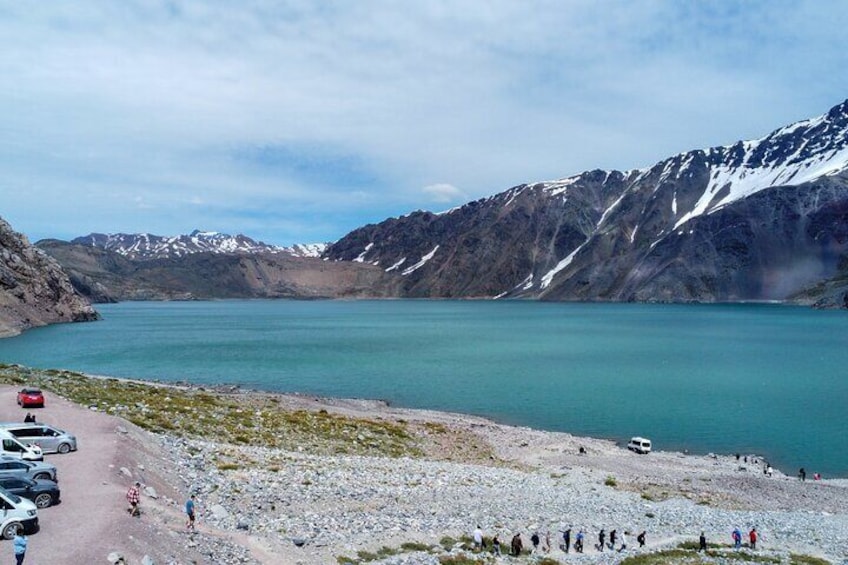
[627,436,652,454]
[0,485,38,539]
[0,457,57,482]
[0,430,43,461]
[0,476,59,508]
[16,388,44,408]
[0,423,77,454]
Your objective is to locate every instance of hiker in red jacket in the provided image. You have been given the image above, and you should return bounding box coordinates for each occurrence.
[749,527,758,549]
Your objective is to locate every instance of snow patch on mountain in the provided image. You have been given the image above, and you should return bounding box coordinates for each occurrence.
[402,245,439,276]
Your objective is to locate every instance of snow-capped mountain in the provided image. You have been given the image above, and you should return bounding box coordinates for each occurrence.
[325,99,848,304]
[72,230,327,260]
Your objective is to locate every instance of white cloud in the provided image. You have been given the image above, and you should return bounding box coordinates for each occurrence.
[1,1,847,245]
[421,183,467,203]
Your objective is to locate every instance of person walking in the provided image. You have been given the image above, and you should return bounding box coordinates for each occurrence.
[637,531,646,547]
[13,529,27,565]
[597,528,605,551]
[186,494,197,530]
[575,530,584,553]
[732,527,742,549]
[530,531,540,553]
[492,534,501,556]
[618,531,628,552]
[126,481,141,517]
[699,532,707,552]
[749,527,758,549]
[609,529,617,550]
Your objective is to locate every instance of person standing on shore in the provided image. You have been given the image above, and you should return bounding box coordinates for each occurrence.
[13,529,26,565]
[799,468,806,481]
[530,531,540,553]
[472,526,483,551]
[699,532,707,552]
[492,534,501,556]
[185,494,196,530]
[510,533,523,556]
[749,527,758,549]
[597,528,605,551]
[575,530,585,553]
[126,481,141,517]
[561,527,571,553]
[732,527,742,549]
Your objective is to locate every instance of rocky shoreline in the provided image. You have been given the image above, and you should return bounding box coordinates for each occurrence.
[2,368,845,564]
[147,385,848,564]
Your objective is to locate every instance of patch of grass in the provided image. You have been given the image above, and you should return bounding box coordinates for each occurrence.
[604,475,617,487]
[641,492,654,501]
[789,554,831,565]
[538,558,562,565]
[400,541,430,552]
[336,557,357,565]
[0,365,423,459]
[216,462,239,471]
[440,536,458,551]
[356,550,378,561]
[438,557,479,565]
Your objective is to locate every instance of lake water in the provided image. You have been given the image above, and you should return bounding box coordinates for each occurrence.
[0,300,846,477]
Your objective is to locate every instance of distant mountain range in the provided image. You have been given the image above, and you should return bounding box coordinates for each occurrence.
[325,99,848,307]
[71,230,327,260]
[29,98,848,310]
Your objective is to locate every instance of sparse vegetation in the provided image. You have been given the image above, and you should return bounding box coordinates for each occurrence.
[604,475,617,487]
[0,364,422,458]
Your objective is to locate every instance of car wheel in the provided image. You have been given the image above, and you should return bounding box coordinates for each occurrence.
[2,522,20,540]
[34,493,53,508]
[33,472,51,480]
[57,443,71,454]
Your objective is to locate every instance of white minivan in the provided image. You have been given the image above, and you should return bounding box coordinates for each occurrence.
[0,431,43,461]
[627,436,652,454]
[0,485,38,539]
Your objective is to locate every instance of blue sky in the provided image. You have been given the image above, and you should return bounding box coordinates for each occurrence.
[2,1,848,246]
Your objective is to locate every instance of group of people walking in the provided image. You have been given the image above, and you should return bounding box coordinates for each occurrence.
[474,525,647,556]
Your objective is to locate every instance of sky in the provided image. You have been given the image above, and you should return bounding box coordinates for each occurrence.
[2,1,848,246]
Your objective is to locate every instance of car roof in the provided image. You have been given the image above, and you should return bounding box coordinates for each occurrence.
[19,388,42,393]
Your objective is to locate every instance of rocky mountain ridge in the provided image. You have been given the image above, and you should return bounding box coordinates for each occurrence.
[72,229,327,260]
[37,239,401,303]
[325,99,848,306]
[0,217,99,337]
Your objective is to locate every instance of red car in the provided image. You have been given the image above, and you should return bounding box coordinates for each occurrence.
[16,388,44,408]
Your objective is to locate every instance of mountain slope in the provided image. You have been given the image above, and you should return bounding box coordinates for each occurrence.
[38,240,402,302]
[0,217,99,337]
[325,99,848,304]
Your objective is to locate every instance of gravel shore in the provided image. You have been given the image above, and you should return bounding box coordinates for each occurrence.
[3,381,846,565]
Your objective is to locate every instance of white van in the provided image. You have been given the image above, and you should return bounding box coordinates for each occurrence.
[627,437,652,454]
[0,431,43,461]
[0,485,38,539]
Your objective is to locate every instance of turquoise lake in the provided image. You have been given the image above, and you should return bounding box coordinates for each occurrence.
[0,300,846,476]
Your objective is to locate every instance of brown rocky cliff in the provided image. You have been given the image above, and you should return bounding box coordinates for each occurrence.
[0,216,99,337]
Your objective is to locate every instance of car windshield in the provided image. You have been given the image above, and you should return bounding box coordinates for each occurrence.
[0,485,22,503]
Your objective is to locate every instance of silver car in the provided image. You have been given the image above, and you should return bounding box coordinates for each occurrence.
[0,456,57,482]
[0,423,77,454]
